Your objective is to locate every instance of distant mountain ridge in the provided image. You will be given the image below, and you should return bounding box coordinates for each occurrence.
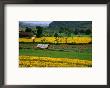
[49,21,92,31]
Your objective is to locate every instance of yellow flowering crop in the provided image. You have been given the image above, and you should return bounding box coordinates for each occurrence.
[19,37,92,44]
[19,56,92,67]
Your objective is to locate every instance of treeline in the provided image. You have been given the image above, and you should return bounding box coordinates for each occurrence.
[19,26,92,38]
[19,26,43,38]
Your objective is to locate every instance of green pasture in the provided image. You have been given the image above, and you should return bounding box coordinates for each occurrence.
[19,49,92,61]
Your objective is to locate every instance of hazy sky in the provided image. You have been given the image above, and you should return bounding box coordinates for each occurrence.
[21,21,53,25]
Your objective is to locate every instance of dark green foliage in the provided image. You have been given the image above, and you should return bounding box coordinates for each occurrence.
[48,21,92,36]
[25,27,32,32]
[54,33,58,37]
[36,26,43,37]
[85,29,92,35]
[74,29,79,35]
[59,27,64,33]
[79,29,85,34]
[49,21,92,31]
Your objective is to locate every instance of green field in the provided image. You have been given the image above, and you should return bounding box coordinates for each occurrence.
[19,49,91,60]
[19,44,92,61]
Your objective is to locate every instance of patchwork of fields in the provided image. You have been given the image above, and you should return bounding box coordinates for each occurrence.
[19,37,92,67]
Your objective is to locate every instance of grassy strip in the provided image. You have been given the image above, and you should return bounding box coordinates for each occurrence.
[19,49,92,61]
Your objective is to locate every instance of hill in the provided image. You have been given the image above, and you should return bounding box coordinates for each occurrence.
[45,21,92,36]
[49,21,92,31]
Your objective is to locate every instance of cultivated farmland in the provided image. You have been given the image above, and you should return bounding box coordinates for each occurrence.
[19,21,92,67]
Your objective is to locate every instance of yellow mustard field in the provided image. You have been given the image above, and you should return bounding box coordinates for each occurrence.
[19,56,92,67]
[19,37,92,44]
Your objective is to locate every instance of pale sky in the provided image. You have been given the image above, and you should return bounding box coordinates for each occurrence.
[20,21,53,25]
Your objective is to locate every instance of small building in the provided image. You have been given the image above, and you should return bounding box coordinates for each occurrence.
[37,44,50,49]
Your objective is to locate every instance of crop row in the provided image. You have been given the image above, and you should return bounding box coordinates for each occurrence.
[19,56,92,67]
[19,37,92,44]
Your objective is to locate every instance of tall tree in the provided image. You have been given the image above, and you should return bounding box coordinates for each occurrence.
[36,26,43,37]
[25,27,32,32]
[54,33,58,37]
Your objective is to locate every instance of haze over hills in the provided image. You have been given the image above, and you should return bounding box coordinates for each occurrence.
[19,21,92,30]
[19,21,52,28]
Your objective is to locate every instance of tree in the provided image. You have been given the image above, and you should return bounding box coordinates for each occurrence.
[54,33,58,37]
[79,29,85,34]
[85,29,91,35]
[59,27,64,33]
[36,26,43,37]
[74,29,79,35]
[25,27,32,32]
